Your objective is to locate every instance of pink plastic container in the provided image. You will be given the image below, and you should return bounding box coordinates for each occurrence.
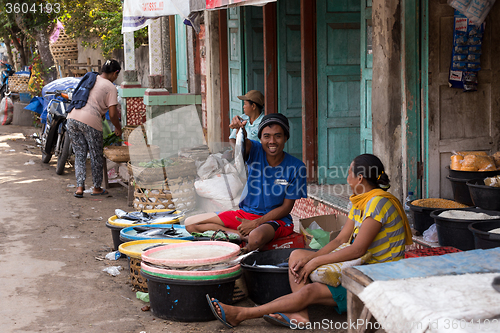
[141,241,241,267]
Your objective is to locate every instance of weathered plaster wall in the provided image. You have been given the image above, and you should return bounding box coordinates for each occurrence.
[372,0,404,200]
[133,46,150,87]
[204,10,223,151]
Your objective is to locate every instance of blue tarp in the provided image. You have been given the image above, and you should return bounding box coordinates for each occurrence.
[24,97,44,115]
[14,71,30,76]
[355,248,500,281]
[40,77,81,124]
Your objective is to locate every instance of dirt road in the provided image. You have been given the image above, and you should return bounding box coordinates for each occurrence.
[0,125,347,333]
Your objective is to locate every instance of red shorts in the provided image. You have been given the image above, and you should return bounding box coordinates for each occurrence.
[217,209,294,240]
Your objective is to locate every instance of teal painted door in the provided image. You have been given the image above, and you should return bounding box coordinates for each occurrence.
[317,0,361,184]
[278,0,302,160]
[228,8,244,121]
[360,0,372,154]
[244,7,264,94]
[175,15,189,93]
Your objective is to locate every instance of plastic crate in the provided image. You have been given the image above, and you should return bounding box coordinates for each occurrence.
[405,246,462,258]
[260,232,305,251]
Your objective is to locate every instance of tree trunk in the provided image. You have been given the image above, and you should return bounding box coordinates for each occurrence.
[34,27,56,82]
[10,32,28,68]
[3,35,15,70]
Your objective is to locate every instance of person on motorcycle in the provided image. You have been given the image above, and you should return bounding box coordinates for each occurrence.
[67,59,122,198]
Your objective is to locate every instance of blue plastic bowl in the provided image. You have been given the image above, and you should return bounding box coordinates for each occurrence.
[120,224,194,242]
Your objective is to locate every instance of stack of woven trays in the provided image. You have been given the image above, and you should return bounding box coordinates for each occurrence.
[133,176,197,211]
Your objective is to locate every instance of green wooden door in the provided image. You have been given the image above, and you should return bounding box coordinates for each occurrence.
[228,8,244,121]
[317,0,361,184]
[244,7,264,94]
[360,0,372,154]
[175,15,189,94]
[278,0,302,160]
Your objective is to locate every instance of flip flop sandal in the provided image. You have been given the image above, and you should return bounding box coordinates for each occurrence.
[91,189,109,196]
[74,192,83,198]
[263,313,293,328]
[206,294,234,328]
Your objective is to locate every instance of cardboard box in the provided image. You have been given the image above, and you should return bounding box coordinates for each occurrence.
[299,214,349,248]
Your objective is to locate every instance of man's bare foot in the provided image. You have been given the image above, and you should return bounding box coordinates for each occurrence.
[211,298,243,327]
[269,312,308,326]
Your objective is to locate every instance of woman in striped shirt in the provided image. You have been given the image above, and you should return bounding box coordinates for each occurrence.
[207,154,412,329]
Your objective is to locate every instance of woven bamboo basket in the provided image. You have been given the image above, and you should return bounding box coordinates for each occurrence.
[9,75,29,93]
[133,177,196,211]
[49,30,78,61]
[232,277,248,302]
[129,257,148,292]
[123,125,139,143]
[103,146,130,163]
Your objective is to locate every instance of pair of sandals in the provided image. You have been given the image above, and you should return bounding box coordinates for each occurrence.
[74,189,108,198]
[206,294,294,329]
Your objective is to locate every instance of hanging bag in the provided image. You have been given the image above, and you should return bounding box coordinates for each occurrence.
[0,96,14,125]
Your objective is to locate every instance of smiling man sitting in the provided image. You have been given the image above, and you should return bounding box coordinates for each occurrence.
[185,113,307,252]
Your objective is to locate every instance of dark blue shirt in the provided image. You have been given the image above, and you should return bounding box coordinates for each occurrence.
[239,140,307,225]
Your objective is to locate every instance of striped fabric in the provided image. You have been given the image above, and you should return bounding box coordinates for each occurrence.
[348,196,406,264]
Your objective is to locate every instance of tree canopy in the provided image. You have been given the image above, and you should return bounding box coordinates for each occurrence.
[0,0,146,78]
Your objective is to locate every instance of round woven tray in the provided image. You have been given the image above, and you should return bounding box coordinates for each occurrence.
[103,146,129,163]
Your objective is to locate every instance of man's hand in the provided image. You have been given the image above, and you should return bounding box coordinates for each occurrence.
[229,115,247,130]
[114,127,122,136]
[236,217,258,236]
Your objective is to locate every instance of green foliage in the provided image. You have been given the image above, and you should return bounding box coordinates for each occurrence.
[60,0,147,58]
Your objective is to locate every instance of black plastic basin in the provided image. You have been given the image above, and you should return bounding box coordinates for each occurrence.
[105,221,125,251]
[409,201,437,234]
[446,166,500,179]
[430,208,500,251]
[467,178,500,211]
[446,176,474,206]
[241,248,314,304]
[142,271,239,322]
[468,221,500,249]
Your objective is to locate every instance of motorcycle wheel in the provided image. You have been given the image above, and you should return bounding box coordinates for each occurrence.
[40,124,52,163]
[41,149,52,163]
[56,131,71,175]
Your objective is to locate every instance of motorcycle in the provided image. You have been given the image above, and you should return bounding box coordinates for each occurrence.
[40,89,74,175]
[0,62,15,98]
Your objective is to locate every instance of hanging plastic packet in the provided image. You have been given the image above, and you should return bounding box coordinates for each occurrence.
[448,10,485,92]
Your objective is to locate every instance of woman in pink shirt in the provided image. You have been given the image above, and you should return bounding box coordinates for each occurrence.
[67,60,122,198]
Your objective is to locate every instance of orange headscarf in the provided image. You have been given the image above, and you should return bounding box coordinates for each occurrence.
[350,188,413,245]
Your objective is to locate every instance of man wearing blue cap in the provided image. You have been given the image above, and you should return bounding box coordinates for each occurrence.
[186,113,307,252]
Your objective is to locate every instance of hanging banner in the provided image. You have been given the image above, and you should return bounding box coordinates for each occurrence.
[122,0,191,33]
[206,0,276,10]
